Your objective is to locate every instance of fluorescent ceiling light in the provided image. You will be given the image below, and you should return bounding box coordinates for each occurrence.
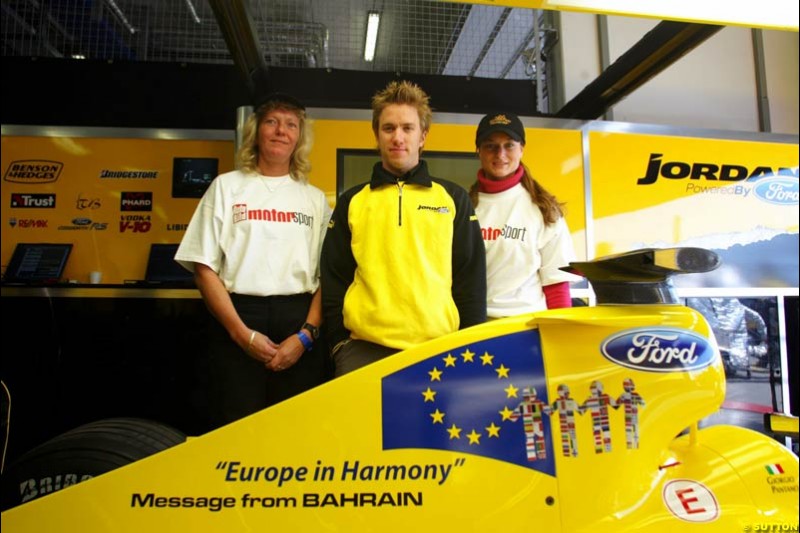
[104,0,136,34]
[364,12,380,62]
[184,0,202,24]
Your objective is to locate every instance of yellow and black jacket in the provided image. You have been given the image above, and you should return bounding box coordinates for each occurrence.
[321,161,487,351]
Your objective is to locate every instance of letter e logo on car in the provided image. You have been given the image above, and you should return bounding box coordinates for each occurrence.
[662,479,719,522]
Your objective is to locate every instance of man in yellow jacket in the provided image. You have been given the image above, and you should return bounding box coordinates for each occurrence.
[321,80,487,376]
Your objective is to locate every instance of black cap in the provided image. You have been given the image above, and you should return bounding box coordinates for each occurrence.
[255,92,306,111]
[475,112,525,146]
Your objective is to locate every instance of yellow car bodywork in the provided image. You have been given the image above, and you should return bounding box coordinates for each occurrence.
[2,304,798,532]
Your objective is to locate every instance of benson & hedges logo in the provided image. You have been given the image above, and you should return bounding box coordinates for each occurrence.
[4,160,64,184]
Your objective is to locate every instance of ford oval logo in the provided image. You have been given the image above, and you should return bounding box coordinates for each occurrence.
[72,217,92,226]
[753,177,799,206]
[601,328,715,372]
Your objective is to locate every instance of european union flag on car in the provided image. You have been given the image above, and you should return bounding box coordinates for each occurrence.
[382,329,555,476]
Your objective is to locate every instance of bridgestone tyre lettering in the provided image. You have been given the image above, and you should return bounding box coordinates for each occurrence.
[1,417,186,510]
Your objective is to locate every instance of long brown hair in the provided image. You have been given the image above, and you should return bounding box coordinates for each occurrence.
[469,162,565,224]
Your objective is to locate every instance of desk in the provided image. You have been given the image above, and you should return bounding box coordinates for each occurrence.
[1,285,209,464]
[1,284,202,299]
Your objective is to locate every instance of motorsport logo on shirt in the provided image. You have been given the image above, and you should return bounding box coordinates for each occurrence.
[233,204,315,227]
[482,224,527,242]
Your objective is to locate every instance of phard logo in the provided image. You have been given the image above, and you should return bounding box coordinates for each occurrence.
[601,328,715,372]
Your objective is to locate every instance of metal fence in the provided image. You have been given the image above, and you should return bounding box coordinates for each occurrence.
[2,0,557,85]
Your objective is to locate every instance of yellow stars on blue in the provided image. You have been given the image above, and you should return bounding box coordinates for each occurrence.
[485,422,501,438]
[495,364,510,378]
[447,427,484,444]
[447,424,462,440]
[383,330,552,473]
[467,430,482,445]
[499,406,516,421]
[421,345,518,449]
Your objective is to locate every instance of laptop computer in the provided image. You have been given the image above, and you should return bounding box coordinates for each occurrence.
[3,243,73,284]
[142,243,195,287]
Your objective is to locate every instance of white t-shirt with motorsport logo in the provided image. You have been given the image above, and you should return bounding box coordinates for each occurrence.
[476,183,579,317]
[176,170,332,296]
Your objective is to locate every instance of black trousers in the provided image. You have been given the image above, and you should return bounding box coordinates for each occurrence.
[196,293,331,431]
[333,339,398,377]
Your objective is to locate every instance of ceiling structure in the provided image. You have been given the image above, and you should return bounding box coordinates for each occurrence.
[1,0,720,119]
[1,1,555,76]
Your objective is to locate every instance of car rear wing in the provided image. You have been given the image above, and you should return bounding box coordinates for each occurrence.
[563,247,721,305]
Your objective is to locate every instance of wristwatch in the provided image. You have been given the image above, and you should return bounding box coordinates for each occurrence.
[301,322,320,341]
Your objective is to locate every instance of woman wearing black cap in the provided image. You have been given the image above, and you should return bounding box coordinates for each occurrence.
[176,93,331,430]
[469,112,579,318]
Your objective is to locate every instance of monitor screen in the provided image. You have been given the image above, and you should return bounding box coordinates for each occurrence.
[4,243,73,283]
[144,243,195,285]
[172,157,218,198]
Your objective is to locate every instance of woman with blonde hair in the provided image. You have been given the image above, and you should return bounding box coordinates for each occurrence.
[176,93,331,429]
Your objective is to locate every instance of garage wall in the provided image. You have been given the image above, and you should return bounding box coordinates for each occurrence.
[559,13,799,134]
[763,29,800,134]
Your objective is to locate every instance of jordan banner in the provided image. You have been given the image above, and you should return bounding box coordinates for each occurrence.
[588,132,798,288]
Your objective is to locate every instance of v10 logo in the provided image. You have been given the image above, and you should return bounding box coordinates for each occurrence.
[119,215,152,233]
[120,220,152,233]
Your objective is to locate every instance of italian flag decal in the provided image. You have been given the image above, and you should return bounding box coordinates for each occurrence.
[765,464,785,475]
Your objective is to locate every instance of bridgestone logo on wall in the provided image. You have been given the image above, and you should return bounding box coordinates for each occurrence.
[100,170,158,179]
[3,160,64,184]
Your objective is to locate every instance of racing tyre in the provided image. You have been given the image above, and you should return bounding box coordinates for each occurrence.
[1,417,186,510]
